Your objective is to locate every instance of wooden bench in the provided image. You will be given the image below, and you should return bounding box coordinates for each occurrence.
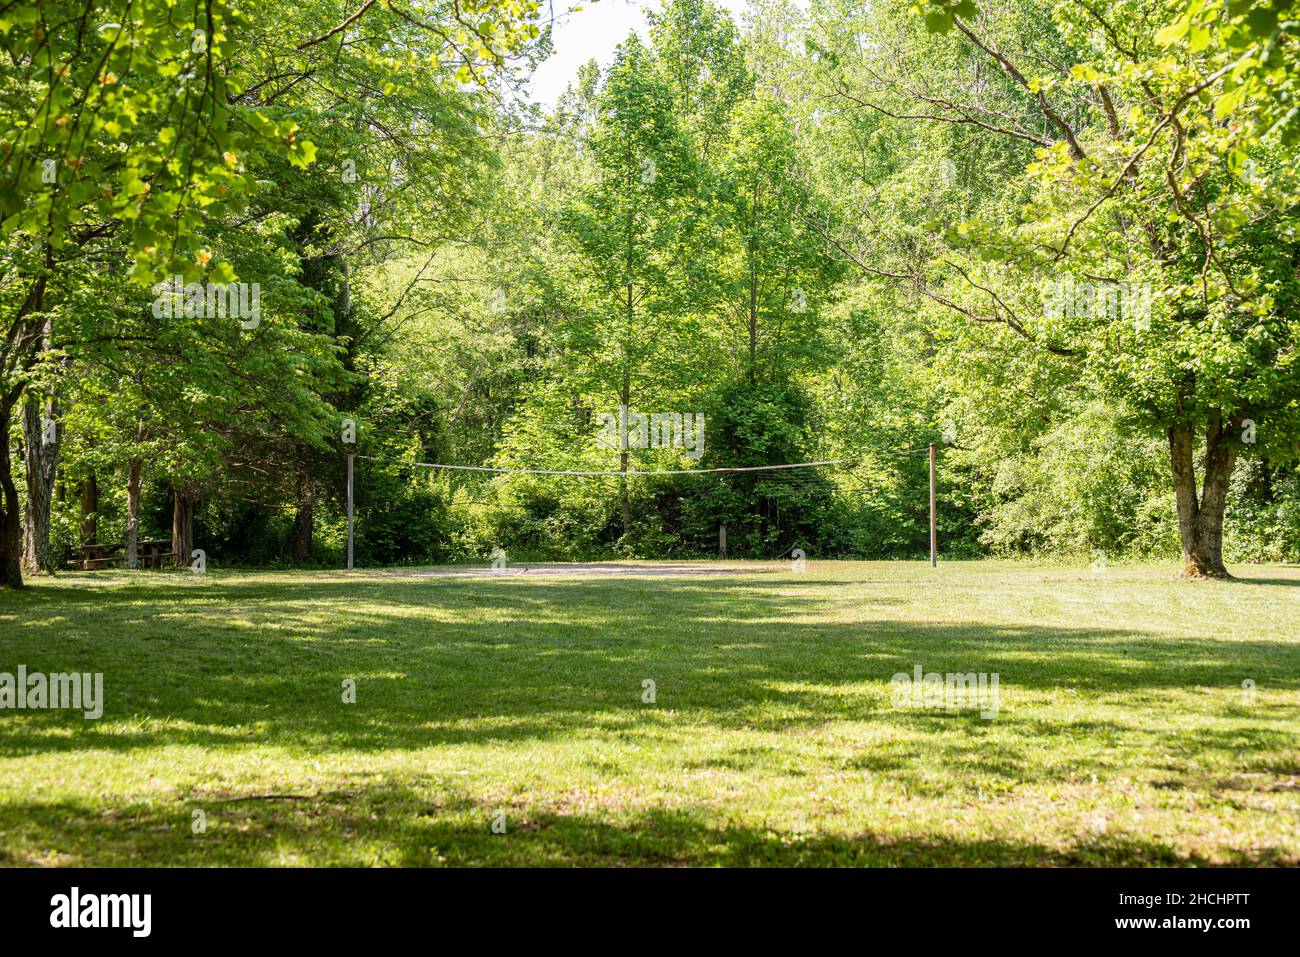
[70,542,122,570]
[137,539,173,569]
[69,539,173,570]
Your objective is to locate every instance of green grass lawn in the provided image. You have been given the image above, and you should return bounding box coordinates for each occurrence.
[1,560,1297,866]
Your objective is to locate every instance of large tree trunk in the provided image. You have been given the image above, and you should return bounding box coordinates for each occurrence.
[22,395,62,574]
[293,463,314,561]
[0,389,24,588]
[171,485,195,568]
[81,473,98,545]
[125,457,143,569]
[21,313,61,575]
[0,269,51,587]
[1169,417,1240,578]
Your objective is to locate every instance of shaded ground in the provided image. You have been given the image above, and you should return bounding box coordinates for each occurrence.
[378,560,787,578]
[0,560,1296,866]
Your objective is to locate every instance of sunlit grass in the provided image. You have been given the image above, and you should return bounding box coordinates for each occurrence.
[1,560,1297,866]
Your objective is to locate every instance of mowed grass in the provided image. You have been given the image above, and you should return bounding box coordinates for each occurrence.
[0,560,1297,867]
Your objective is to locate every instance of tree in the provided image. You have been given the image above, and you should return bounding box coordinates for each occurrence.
[704,96,842,384]
[0,0,312,586]
[0,0,544,586]
[812,0,1300,577]
[647,0,751,157]
[561,35,700,538]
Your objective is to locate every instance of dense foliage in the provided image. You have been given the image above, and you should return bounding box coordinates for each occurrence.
[2,0,1297,583]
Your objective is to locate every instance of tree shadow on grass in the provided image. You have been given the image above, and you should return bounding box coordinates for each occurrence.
[0,575,1297,763]
[3,573,1297,867]
[0,783,1292,867]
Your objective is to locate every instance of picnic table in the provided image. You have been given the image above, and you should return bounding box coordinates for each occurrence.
[71,539,173,570]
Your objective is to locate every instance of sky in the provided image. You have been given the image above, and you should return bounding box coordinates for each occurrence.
[525,0,755,108]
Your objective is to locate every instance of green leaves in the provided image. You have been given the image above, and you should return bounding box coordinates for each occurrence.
[924,12,953,34]
[914,0,979,35]
[1245,7,1280,39]
[0,0,299,286]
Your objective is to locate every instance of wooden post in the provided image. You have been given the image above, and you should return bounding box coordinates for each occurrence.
[929,443,937,568]
[347,453,354,571]
[719,524,727,560]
